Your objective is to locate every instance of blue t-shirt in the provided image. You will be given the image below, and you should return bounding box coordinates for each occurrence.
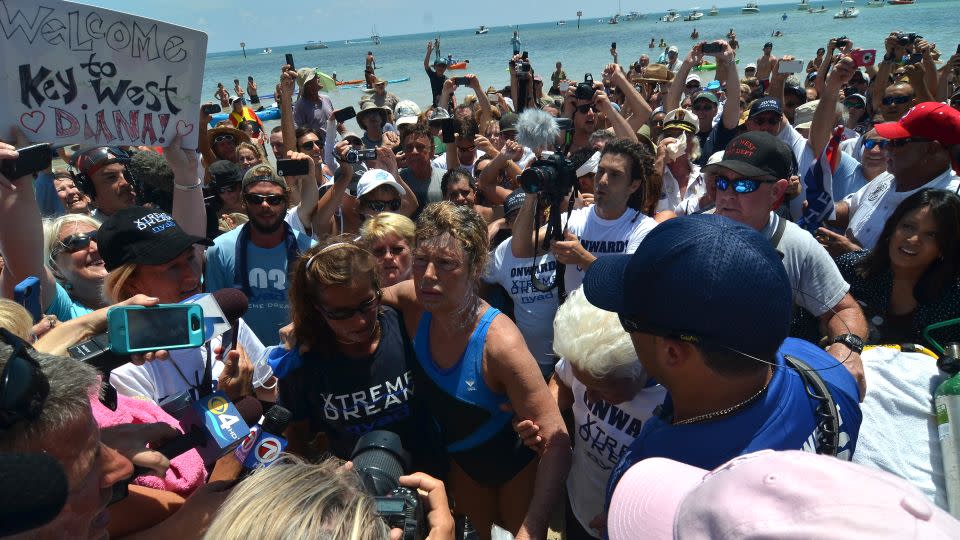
[46,282,94,322]
[604,337,862,510]
[204,226,314,346]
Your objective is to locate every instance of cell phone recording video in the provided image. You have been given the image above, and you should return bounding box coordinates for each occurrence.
[778,59,804,74]
[334,107,357,123]
[850,49,877,68]
[277,158,310,176]
[285,53,295,70]
[0,143,52,180]
[441,118,457,144]
[702,42,723,54]
[201,103,221,115]
[453,76,470,86]
[107,304,204,355]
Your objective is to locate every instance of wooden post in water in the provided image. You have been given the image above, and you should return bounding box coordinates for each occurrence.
[240,42,247,59]
[577,10,583,29]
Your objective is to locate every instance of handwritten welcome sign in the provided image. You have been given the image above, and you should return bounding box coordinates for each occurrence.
[0,0,206,149]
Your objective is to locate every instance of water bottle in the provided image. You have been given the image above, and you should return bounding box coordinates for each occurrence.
[934,343,960,517]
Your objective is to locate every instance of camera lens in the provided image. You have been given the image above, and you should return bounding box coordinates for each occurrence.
[350,430,411,497]
[520,165,553,194]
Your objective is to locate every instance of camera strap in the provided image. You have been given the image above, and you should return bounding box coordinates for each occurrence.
[783,354,840,456]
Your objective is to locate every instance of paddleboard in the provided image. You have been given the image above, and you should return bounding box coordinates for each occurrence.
[209,107,281,126]
[337,76,411,89]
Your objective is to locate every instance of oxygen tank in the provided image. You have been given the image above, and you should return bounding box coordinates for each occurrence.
[934,343,960,517]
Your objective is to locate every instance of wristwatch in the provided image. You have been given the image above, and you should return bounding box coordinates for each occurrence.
[830,333,864,354]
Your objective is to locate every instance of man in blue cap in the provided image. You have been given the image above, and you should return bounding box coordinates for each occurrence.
[581,214,862,521]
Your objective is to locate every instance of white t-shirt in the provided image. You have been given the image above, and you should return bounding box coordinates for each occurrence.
[562,206,657,293]
[554,358,665,537]
[110,319,262,404]
[845,169,960,250]
[482,238,559,370]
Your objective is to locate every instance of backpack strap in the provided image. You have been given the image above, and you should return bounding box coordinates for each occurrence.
[783,354,840,456]
[769,214,787,257]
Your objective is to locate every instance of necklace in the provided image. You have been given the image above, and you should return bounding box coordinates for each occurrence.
[673,372,772,426]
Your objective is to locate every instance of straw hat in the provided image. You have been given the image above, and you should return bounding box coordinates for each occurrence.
[634,64,675,84]
[207,125,251,146]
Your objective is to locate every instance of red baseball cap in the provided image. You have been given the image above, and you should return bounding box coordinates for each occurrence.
[875,102,960,145]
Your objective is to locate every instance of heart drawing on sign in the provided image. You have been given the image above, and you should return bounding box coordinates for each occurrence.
[175,120,195,137]
[20,111,45,133]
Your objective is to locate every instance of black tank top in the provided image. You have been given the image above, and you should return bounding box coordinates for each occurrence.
[279,307,443,471]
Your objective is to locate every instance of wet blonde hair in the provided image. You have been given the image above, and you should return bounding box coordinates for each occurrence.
[204,455,389,540]
[237,141,266,165]
[0,299,33,341]
[288,237,380,352]
[415,202,489,279]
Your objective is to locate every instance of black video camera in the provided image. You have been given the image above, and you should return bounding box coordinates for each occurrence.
[351,431,426,540]
[346,148,378,164]
[896,32,922,46]
[575,73,595,100]
[519,152,577,201]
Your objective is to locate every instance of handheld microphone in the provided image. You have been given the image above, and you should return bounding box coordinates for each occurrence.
[0,453,68,536]
[211,288,249,352]
[234,405,292,473]
[154,393,261,464]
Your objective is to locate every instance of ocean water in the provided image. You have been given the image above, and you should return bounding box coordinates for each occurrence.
[203,0,960,113]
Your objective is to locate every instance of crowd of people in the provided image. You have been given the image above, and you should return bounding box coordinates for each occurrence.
[2,25,960,540]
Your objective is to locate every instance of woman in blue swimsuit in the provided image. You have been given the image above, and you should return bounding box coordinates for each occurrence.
[383,202,571,540]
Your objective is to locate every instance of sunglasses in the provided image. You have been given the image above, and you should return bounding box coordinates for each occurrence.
[51,231,98,258]
[686,83,701,89]
[318,290,381,320]
[213,134,237,144]
[71,146,129,176]
[217,183,240,194]
[843,101,865,109]
[301,140,320,151]
[372,245,407,258]
[0,328,49,430]
[244,193,286,206]
[364,199,402,212]
[576,104,597,114]
[750,115,781,126]
[882,95,914,106]
[886,137,933,148]
[715,176,774,194]
[692,103,715,112]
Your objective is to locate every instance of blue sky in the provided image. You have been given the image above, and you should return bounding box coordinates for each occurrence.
[80,0,766,52]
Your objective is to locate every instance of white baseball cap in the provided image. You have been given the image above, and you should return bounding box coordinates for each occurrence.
[394,100,422,126]
[356,168,406,198]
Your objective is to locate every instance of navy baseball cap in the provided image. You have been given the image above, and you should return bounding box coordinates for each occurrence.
[583,214,791,360]
[702,131,796,180]
[99,207,212,271]
[748,97,782,119]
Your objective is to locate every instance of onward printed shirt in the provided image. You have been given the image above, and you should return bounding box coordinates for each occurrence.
[604,337,862,513]
[563,206,657,293]
[204,226,314,345]
[483,238,559,371]
[555,359,664,538]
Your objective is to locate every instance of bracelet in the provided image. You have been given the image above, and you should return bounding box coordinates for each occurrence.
[174,181,203,191]
[259,376,278,390]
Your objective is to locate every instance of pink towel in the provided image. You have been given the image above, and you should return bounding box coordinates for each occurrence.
[91,393,206,497]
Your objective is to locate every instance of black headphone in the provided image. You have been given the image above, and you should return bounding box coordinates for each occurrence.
[69,147,131,200]
[0,328,49,431]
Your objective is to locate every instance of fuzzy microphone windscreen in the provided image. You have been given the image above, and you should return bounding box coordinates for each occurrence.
[516,108,561,150]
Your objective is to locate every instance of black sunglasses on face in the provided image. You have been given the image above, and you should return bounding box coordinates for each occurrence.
[244,193,286,206]
[51,231,97,258]
[372,245,407,258]
[0,328,49,430]
[213,134,236,144]
[217,183,240,194]
[576,104,597,114]
[365,199,402,212]
[318,290,382,320]
[301,140,320,150]
[882,95,913,106]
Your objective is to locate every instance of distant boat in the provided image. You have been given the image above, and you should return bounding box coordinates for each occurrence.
[834,6,860,17]
[261,48,272,54]
[476,25,489,34]
[797,0,810,8]
[661,9,680,21]
[709,5,719,15]
[684,9,705,20]
[808,6,828,12]
[557,20,566,26]
[887,0,914,4]
[742,1,760,13]
[304,42,328,50]
[865,0,884,6]
[608,14,620,23]
[371,26,381,45]
[623,11,645,20]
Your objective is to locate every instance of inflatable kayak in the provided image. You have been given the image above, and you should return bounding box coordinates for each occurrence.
[694,58,741,71]
[337,76,410,89]
[335,79,364,86]
[209,106,281,126]
[448,61,469,70]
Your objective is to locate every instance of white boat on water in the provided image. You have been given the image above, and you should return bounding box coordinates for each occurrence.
[557,20,566,26]
[865,0,884,6]
[661,9,681,21]
[797,0,810,9]
[684,8,705,20]
[371,26,381,45]
[742,1,760,13]
[623,11,645,20]
[476,25,488,34]
[808,5,828,12]
[709,5,719,15]
[834,6,860,17]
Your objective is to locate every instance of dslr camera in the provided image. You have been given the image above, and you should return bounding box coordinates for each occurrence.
[519,152,577,201]
[515,60,532,80]
[896,32,922,46]
[835,36,850,48]
[575,73,595,101]
[346,148,378,164]
[351,431,426,540]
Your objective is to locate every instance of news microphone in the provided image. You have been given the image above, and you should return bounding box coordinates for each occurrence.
[211,288,249,351]
[0,453,68,536]
[235,405,291,473]
[154,393,261,464]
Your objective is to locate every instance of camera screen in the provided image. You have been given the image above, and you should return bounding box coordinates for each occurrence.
[126,308,193,350]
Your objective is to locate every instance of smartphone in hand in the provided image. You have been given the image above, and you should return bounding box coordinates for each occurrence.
[107,304,205,354]
[285,53,295,70]
[452,76,470,86]
[849,49,877,68]
[441,118,457,143]
[277,158,311,176]
[201,103,221,115]
[0,143,52,179]
[334,107,357,123]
